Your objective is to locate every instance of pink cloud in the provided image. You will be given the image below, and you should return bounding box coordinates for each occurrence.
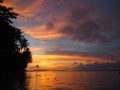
[4,0,120,43]
[22,24,63,39]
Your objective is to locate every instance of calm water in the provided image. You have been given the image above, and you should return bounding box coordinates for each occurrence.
[1,71,120,90]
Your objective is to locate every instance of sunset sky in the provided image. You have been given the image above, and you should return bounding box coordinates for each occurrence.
[4,0,120,70]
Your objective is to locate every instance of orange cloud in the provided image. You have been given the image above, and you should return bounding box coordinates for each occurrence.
[23,22,64,39]
[32,54,114,64]
[30,46,44,52]
[4,0,44,22]
[3,0,69,40]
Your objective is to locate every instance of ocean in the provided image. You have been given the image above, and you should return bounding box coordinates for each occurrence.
[1,71,120,90]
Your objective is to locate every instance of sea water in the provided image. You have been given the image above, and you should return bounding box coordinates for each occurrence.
[25,71,120,90]
[2,71,120,90]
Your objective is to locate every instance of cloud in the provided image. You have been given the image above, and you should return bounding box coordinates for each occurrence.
[75,62,120,71]
[23,24,62,39]
[45,50,120,62]
[4,0,45,24]
[3,0,120,63]
[45,50,116,63]
[30,46,44,52]
[56,1,120,43]
[4,0,120,43]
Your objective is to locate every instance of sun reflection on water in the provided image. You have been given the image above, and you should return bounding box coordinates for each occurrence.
[25,71,120,90]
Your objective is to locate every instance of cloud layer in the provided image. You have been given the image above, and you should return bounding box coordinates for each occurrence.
[4,0,120,43]
[4,0,120,64]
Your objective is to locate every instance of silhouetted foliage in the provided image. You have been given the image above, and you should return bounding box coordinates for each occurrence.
[0,1,32,71]
[0,0,3,3]
[0,71,27,90]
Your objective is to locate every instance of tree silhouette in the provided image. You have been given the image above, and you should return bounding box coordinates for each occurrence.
[0,1,32,71]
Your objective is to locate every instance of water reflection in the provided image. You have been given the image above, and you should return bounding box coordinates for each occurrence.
[0,71,27,90]
[0,71,120,90]
[26,71,120,90]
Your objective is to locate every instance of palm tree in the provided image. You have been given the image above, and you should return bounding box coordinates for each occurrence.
[0,1,32,71]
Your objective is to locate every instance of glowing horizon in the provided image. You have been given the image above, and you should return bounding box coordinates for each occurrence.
[27,54,115,70]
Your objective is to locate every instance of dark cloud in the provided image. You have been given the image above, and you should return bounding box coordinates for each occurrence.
[45,22,55,30]
[47,0,120,43]
[59,5,120,43]
[75,62,120,71]
[59,20,106,43]
[60,26,74,35]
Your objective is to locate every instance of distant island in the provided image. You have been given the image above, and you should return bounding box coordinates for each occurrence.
[0,1,32,72]
[75,62,120,71]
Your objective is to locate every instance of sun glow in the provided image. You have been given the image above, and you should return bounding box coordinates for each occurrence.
[27,54,113,70]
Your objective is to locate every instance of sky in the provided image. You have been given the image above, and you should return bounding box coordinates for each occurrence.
[4,0,120,70]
